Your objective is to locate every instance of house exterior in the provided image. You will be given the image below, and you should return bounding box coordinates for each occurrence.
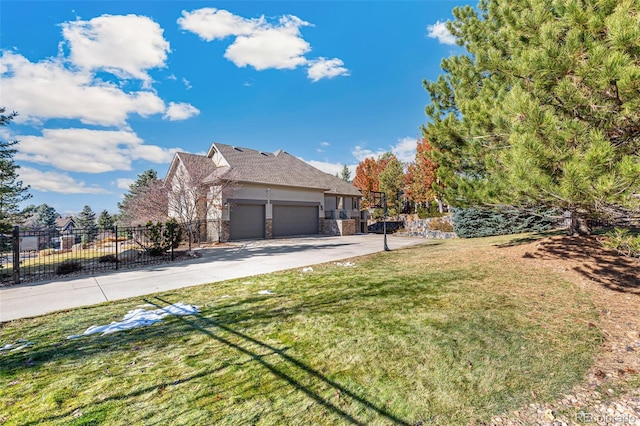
[165,142,363,242]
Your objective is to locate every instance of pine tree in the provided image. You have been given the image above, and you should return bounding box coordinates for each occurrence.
[0,108,31,234]
[340,164,351,182]
[423,0,640,235]
[379,155,404,215]
[118,169,167,225]
[76,205,98,242]
[97,210,115,230]
[32,204,58,230]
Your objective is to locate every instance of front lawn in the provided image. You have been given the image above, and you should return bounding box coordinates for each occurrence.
[0,235,601,425]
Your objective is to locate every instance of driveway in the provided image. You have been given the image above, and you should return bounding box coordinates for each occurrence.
[0,234,426,322]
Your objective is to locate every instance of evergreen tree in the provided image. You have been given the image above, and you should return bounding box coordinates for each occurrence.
[379,155,404,216]
[97,210,115,230]
[32,204,58,230]
[0,108,31,234]
[76,205,98,241]
[340,164,351,182]
[118,169,167,225]
[423,0,640,235]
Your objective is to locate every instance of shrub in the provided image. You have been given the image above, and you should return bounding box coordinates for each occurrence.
[417,202,442,219]
[452,206,558,238]
[56,260,82,275]
[603,228,640,259]
[427,217,454,232]
[98,254,117,263]
[144,220,182,256]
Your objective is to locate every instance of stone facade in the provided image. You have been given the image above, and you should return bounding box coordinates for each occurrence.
[321,219,356,236]
[265,219,273,239]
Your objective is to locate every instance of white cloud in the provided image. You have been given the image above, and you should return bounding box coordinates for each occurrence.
[179,8,348,79]
[19,167,110,194]
[61,14,170,84]
[116,178,135,190]
[15,128,179,173]
[352,137,417,163]
[0,51,165,126]
[224,15,311,70]
[391,137,418,163]
[427,21,456,45]
[163,102,200,121]
[320,141,330,147]
[307,58,349,82]
[177,8,262,41]
[302,158,356,178]
[352,145,387,162]
[182,77,192,90]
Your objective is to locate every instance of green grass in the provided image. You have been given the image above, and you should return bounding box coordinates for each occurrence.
[0,234,601,425]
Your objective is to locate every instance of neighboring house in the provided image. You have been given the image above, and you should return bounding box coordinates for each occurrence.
[165,142,362,242]
[55,216,76,234]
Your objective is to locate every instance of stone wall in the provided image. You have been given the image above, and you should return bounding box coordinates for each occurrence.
[321,219,356,236]
[403,216,457,239]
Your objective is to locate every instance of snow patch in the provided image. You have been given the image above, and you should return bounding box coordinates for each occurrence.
[302,267,313,272]
[336,262,355,267]
[67,302,199,339]
[0,341,34,352]
[258,290,274,295]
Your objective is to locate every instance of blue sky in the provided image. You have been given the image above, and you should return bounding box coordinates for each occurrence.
[1,1,469,216]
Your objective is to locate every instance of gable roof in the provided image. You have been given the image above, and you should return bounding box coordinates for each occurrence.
[210,143,361,196]
[169,143,361,197]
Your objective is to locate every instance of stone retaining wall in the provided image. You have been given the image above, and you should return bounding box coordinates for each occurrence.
[403,216,457,239]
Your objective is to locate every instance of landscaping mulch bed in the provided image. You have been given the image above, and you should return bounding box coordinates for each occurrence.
[490,235,640,426]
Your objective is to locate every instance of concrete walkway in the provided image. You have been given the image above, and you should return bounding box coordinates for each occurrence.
[0,234,426,322]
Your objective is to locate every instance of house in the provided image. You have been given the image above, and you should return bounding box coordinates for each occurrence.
[165,142,363,242]
[55,216,76,234]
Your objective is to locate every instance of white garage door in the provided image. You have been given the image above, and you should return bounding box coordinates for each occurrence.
[272,204,319,237]
[230,204,265,240]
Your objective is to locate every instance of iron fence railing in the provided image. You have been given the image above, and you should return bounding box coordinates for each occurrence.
[0,223,182,286]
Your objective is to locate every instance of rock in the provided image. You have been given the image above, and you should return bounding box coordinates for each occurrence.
[117,249,140,262]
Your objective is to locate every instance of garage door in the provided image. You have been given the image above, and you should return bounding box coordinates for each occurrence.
[230,204,265,240]
[273,204,319,237]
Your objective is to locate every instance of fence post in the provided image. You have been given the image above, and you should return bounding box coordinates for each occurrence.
[12,226,20,284]
[115,225,119,270]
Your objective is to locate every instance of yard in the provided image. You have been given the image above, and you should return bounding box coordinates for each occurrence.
[1,233,638,425]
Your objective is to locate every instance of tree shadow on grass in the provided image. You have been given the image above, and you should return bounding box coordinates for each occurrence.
[508,235,640,294]
[1,278,432,425]
[145,296,413,426]
[494,230,567,248]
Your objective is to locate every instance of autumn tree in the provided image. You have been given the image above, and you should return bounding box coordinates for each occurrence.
[353,157,381,209]
[118,169,168,225]
[405,137,442,212]
[423,0,640,235]
[353,154,394,209]
[0,108,31,234]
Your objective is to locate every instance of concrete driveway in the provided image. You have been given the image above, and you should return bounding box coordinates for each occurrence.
[0,234,426,322]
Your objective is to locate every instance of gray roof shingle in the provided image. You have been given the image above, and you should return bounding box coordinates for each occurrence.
[175,143,361,197]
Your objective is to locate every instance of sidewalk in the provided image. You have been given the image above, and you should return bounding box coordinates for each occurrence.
[0,234,425,322]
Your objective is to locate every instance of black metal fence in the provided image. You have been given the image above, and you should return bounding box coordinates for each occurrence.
[0,223,182,286]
